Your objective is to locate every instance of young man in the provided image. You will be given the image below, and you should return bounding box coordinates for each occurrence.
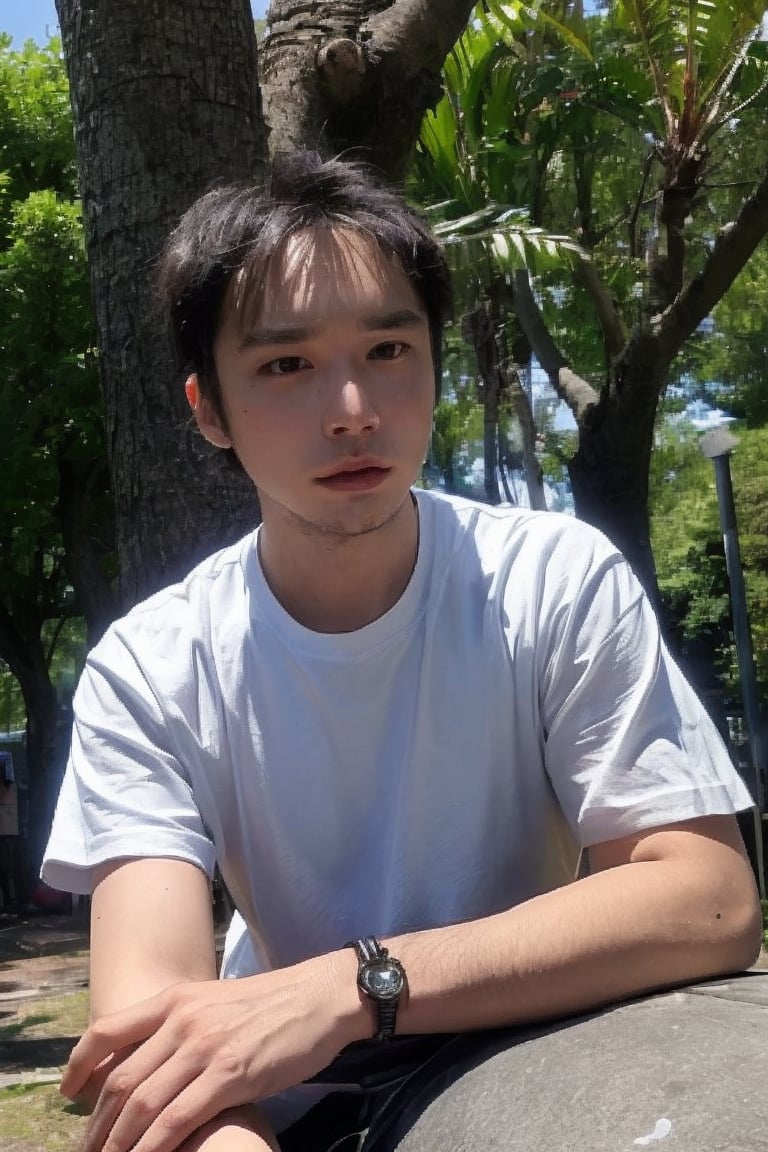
[43,152,761,1152]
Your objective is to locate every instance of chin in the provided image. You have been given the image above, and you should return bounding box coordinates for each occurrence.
[296,497,410,541]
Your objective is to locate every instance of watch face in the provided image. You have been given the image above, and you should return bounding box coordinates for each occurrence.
[361,960,404,1001]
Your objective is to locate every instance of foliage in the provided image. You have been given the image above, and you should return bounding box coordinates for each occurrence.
[410,0,768,591]
[650,421,768,703]
[0,35,76,224]
[410,4,587,502]
[686,239,768,428]
[0,187,107,634]
[0,661,24,730]
[0,37,112,742]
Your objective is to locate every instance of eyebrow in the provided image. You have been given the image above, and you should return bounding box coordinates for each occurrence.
[241,309,425,348]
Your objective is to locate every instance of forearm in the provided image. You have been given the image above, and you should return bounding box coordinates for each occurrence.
[179,1107,279,1152]
[331,823,760,1044]
[386,854,760,1036]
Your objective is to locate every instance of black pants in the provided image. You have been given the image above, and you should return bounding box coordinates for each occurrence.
[278,1028,542,1152]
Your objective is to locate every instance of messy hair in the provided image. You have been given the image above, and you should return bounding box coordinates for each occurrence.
[157,150,453,428]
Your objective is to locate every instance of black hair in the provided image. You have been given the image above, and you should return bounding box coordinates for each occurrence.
[157,150,453,429]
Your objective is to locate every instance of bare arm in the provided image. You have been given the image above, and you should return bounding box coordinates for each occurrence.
[83,858,277,1152]
[66,814,761,1152]
[389,813,762,1034]
[89,858,217,1017]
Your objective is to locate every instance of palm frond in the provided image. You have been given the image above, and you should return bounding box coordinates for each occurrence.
[485,0,593,62]
[434,206,586,275]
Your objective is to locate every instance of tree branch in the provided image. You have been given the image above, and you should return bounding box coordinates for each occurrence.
[262,0,476,178]
[511,270,600,424]
[573,258,627,364]
[657,162,768,357]
[363,0,477,66]
[629,151,655,260]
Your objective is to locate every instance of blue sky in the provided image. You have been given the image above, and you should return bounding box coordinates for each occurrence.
[1,1,601,49]
[0,1,268,47]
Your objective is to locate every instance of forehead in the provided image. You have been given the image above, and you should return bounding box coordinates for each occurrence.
[229,227,423,331]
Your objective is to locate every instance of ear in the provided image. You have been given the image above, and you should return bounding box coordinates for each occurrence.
[185,374,232,450]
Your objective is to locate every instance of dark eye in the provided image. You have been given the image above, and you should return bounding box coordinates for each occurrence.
[368,341,407,361]
[262,356,311,376]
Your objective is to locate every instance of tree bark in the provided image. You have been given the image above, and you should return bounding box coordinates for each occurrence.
[261,0,476,178]
[567,359,667,603]
[56,0,266,607]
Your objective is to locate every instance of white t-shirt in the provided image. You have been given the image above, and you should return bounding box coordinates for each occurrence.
[45,488,751,940]
[42,490,753,1129]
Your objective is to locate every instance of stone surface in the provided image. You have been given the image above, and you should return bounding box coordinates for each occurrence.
[395,973,768,1152]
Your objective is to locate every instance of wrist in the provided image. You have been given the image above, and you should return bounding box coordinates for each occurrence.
[343,937,408,1041]
[322,948,378,1045]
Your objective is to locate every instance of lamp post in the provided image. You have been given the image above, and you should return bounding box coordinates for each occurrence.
[699,426,766,898]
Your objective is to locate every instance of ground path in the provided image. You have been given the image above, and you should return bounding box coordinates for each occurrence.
[0,913,89,1091]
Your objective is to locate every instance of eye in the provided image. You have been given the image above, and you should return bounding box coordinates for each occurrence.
[261,356,311,376]
[368,341,408,361]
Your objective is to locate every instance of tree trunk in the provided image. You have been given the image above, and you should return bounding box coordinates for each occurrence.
[568,352,667,605]
[508,372,547,511]
[56,0,266,607]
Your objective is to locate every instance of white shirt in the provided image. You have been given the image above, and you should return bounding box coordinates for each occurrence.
[44,490,751,968]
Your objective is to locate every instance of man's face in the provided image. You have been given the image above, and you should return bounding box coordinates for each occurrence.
[195,227,435,542]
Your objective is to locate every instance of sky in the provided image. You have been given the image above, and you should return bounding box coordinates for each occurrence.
[0,2,602,47]
[0,1,268,46]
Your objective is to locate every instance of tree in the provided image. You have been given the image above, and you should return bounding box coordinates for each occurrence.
[0,37,114,891]
[410,13,583,507]
[55,0,477,606]
[414,0,768,600]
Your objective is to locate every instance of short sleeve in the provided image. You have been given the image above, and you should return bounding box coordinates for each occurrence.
[539,533,754,847]
[42,628,216,895]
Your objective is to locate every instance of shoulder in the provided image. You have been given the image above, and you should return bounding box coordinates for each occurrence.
[416,488,623,590]
[83,531,257,696]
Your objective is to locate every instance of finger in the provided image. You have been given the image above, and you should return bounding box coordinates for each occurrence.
[114,1065,240,1152]
[81,1026,190,1152]
[61,995,169,1099]
[76,1047,138,1113]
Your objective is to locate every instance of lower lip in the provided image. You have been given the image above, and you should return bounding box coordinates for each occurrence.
[317,467,390,492]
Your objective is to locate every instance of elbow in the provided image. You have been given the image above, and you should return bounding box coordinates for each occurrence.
[729,894,764,971]
[706,880,763,975]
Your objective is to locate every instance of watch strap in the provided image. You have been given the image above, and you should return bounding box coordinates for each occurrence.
[345,936,404,1041]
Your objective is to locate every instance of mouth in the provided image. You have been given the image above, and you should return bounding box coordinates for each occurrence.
[315,461,392,491]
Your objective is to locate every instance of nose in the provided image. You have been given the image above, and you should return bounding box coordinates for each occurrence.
[323,377,380,438]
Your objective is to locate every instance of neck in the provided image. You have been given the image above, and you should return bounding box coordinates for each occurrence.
[258,493,419,632]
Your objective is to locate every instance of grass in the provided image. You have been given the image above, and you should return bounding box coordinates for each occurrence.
[0,989,88,1042]
[0,989,89,1150]
[0,1081,87,1152]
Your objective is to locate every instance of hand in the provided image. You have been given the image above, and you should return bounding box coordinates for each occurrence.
[61,951,366,1152]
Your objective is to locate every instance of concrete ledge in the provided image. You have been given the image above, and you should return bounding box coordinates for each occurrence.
[396,972,768,1151]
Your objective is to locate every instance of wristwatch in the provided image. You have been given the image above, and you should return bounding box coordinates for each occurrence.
[346,936,407,1041]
